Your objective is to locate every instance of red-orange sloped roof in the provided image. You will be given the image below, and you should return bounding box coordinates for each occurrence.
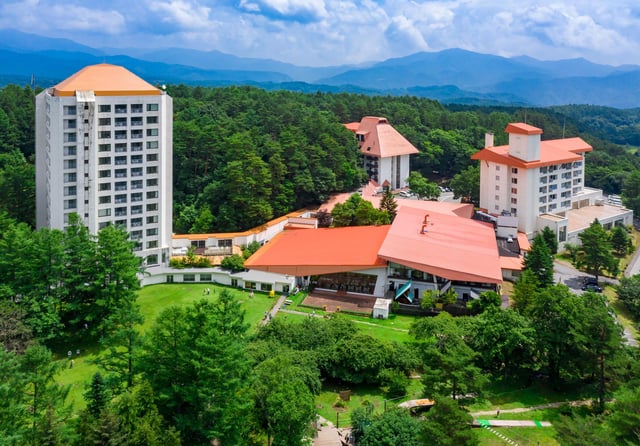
[353,116,419,158]
[378,206,502,283]
[471,137,591,168]
[53,64,160,97]
[506,122,543,135]
[344,122,360,132]
[500,255,524,271]
[244,225,390,276]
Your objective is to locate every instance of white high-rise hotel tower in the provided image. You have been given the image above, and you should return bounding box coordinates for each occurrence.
[35,64,172,266]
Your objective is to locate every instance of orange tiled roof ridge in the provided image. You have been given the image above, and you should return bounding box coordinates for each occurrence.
[53,63,161,97]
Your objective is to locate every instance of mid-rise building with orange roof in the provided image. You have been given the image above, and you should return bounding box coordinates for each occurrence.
[472,123,632,246]
[35,64,173,267]
[344,117,419,189]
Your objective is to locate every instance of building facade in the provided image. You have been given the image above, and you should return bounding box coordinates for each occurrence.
[345,117,418,189]
[472,123,632,245]
[35,64,172,266]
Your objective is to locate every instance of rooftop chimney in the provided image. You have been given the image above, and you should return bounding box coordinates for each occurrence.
[485,133,494,148]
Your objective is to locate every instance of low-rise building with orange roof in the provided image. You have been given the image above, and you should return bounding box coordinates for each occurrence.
[344,117,418,189]
[472,123,632,246]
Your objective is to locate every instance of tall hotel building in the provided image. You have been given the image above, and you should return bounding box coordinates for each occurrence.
[35,64,172,266]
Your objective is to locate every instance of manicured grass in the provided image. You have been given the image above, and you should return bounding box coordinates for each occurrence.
[55,283,278,412]
[137,283,278,332]
[477,426,560,446]
[316,378,424,428]
[469,380,588,412]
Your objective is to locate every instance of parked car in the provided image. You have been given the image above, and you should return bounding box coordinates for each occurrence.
[582,276,598,285]
[582,283,603,293]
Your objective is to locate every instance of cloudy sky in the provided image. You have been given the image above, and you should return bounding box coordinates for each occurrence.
[2,0,640,67]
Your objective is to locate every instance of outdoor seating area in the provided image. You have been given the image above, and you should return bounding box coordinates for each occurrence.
[302,289,377,314]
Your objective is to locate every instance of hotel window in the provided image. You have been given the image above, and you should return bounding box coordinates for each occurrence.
[495,195,500,200]
[147,153,158,162]
[63,105,77,115]
[98,117,111,126]
[63,146,77,156]
[99,170,111,178]
[147,240,158,249]
[147,215,158,224]
[131,218,143,227]
[146,203,158,212]
[511,167,518,174]
[63,172,77,183]
[495,185,499,191]
[115,156,127,165]
[131,142,143,152]
[131,104,143,113]
[98,144,111,152]
[115,181,127,191]
[539,206,547,213]
[99,196,111,204]
[540,166,548,174]
[495,166,500,171]
[130,230,143,240]
[549,175,557,181]
[131,155,143,164]
[146,116,158,124]
[99,222,110,230]
[99,131,111,139]
[131,129,143,139]
[115,207,127,217]
[146,228,158,236]
[131,180,143,189]
[115,104,127,114]
[511,197,517,204]
[539,186,547,193]
[63,159,77,169]
[64,186,77,196]
[147,141,158,149]
[131,167,143,177]
[115,194,127,204]
[98,208,111,217]
[64,119,77,130]
[146,128,158,137]
[64,133,77,143]
[146,255,159,265]
[115,130,127,140]
[147,178,158,187]
[147,103,159,111]
[511,188,517,194]
[131,192,143,202]
[130,117,143,126]
[146,166,157,174]
[115,117,127,127]
[511,178,517,184]
[99,183,111,191]
[98,157,111,166]
[98,104,111,113]
[495,175,500,181]
[64,199,77,209]
[200,274,211,282]
[114,143,127,152]
[146,191,158,199]
[510,208,517,215]
[131,205,143,215]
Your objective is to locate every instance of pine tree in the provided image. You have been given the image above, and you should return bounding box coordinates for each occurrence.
[524,234,554,288]
[85,372,110,418]
[379,188,398,222]
[579,220,619,280]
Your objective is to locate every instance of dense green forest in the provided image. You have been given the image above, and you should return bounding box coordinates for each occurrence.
[2,84,640,232]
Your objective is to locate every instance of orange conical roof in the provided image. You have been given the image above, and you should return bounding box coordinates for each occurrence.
[53,63,160,97]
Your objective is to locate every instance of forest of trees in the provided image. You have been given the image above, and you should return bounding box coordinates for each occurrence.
[2,84,640,233]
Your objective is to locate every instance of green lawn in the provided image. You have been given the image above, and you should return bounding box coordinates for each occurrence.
[55,283,278,412]
[604,285,639,342]
[316,379,424,428]
[477,426,559,446]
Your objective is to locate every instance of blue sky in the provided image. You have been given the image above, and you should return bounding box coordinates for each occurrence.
[2,0,640,67]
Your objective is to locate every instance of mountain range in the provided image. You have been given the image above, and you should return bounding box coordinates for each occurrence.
[1,29,639,108]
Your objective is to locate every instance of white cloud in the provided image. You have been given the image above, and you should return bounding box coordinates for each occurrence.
[0,0,125,34]
[147,0,213,30]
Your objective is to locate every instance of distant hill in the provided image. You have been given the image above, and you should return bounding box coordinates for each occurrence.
[2,29,640,108]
